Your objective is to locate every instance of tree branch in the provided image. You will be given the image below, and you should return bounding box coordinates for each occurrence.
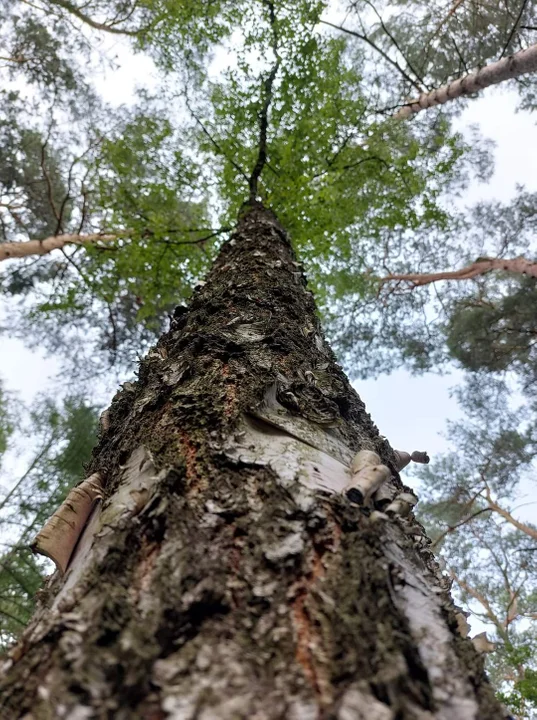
[431,507,492,550]
[46,0,152,36]
[249,0,281,202]
[450,568,508,640]
[360,0,428,90]
[0,233,120,261]
[484,487,537,541]
[380,256,537,287]
[186,98,250,185]
[394,41,537,119]
[431,0,466,40]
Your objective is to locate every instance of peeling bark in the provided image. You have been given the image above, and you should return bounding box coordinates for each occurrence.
[31,473,104,575]
[0,203,505,719]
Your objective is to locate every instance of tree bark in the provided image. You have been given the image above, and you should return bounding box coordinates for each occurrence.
[0,203,505,719]
[380,256,537,287]
[394,42,537,119]
[0,233,119,262]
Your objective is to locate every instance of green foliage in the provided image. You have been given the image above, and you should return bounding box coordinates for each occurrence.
[331,190,535,381]
[0,395,99,650]
[0,8,535,715]
[1,0,493,381]
[447,276,537,387]
[0,101,215,375]
[195,16,488,310]
[415,379,537,718]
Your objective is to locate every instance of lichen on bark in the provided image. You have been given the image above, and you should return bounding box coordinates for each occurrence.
[0,203,504,720]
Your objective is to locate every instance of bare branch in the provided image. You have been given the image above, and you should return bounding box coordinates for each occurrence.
[0,233,120,261]
[484,487,537,541]
[394,42,537,119]
[450,568,508,640]
[380,256,537,287]
[360,0,429,90]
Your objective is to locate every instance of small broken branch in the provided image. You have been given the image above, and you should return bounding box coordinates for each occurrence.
[31,473,104,575]
[380,256,537,287]
[394,42,537,119]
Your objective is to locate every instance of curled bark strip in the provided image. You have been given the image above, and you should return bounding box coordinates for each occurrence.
[385,492,418,517]
[346,450,390,504]
[372,479,398,508]
[345,464,391,505]
[31,473,104,575]
[472,632,496,654]
[394,43,537,119]
[393,450,411,471]
[380,257,537,286]
[0,233,119,261]
[350,449,380,474]
[410,451,430,464]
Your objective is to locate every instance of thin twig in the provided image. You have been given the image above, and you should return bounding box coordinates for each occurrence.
[431,508,492,550]
[360,0,428,89]
[320,19,424,94]
[499,0,529,59]
[185,98,249,185]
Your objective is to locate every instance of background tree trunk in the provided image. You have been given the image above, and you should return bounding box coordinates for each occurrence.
[0,203,504,719]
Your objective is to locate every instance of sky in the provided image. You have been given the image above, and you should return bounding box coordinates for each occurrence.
[358,85,537,457]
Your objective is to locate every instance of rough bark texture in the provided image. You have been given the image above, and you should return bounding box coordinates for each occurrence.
[0,203,505,719]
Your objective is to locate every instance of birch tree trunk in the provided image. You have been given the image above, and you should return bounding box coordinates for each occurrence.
[0,203,505,720]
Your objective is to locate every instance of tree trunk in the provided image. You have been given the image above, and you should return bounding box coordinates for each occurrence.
[0,203,505,720]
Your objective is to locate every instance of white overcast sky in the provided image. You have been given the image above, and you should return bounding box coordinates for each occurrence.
[1,21,536,531]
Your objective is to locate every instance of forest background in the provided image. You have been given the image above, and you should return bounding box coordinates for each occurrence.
[0,0,536,716]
